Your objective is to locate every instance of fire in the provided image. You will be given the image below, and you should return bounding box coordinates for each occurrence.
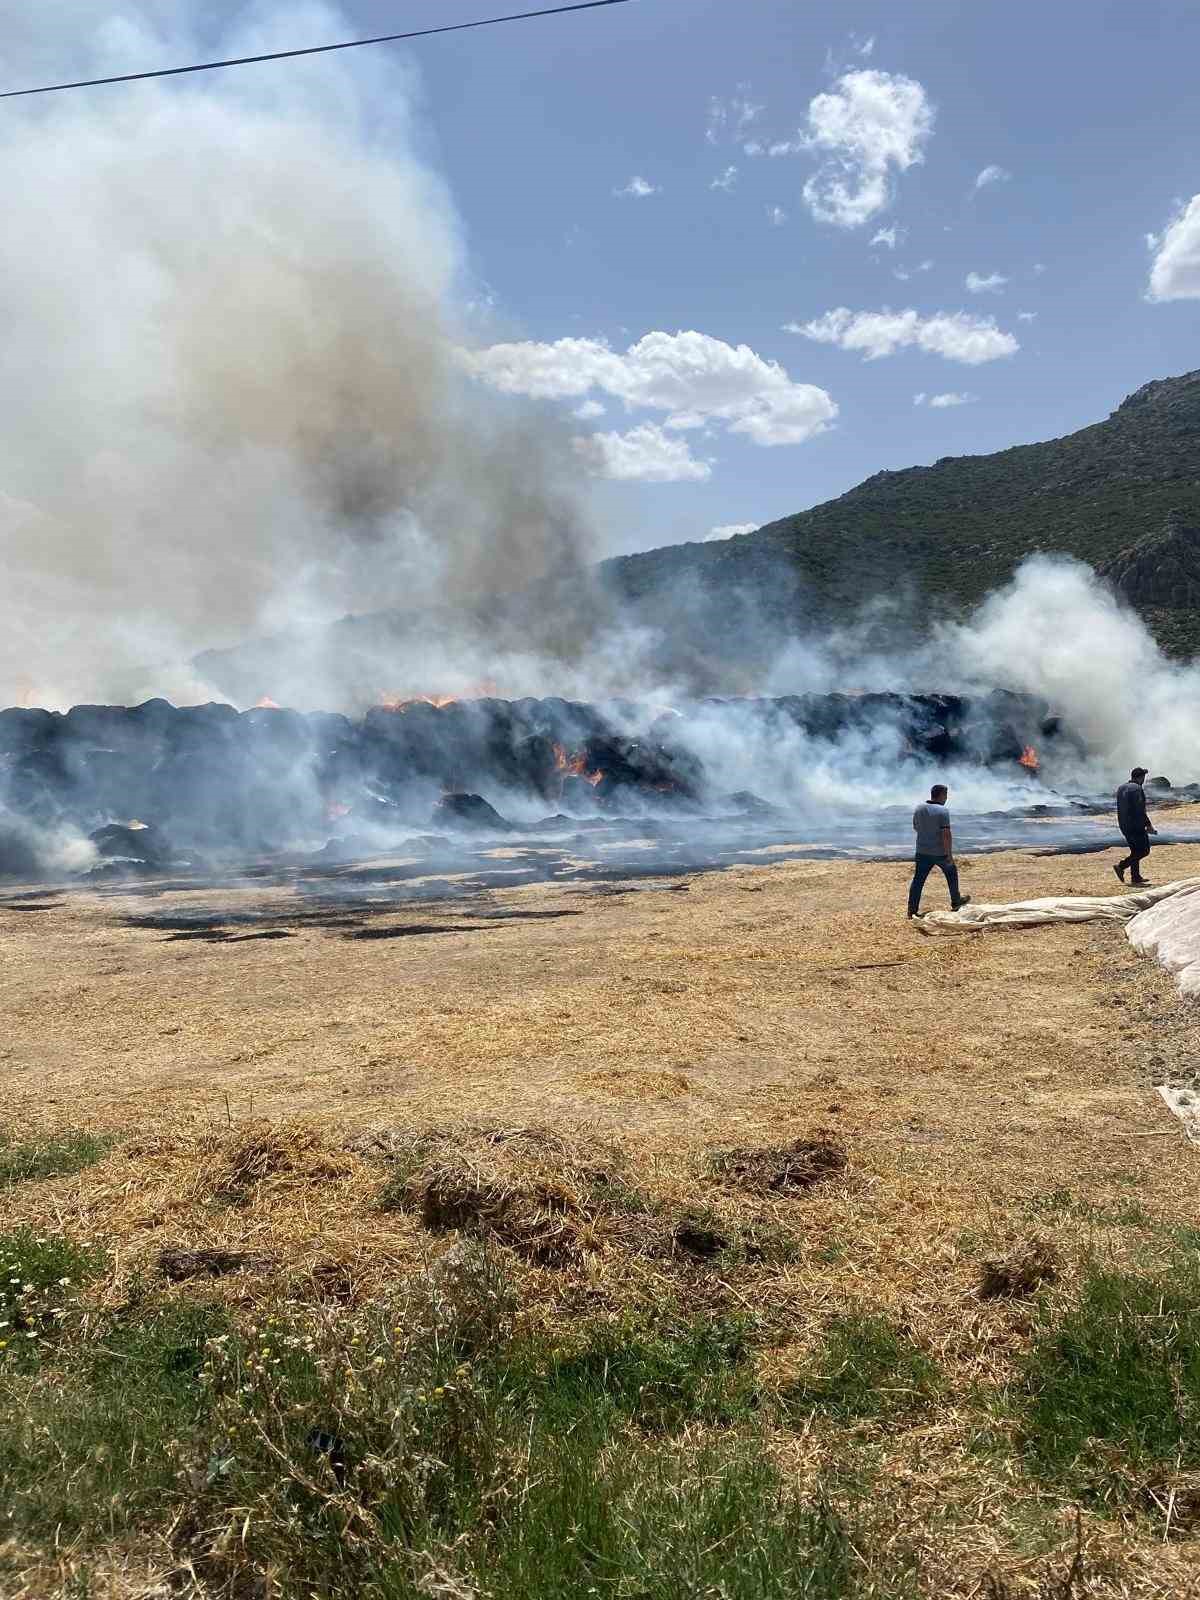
[253,696,281,710]
[377,692,459,712]
[376,679,500,713]
[553,743,604,787]
[1018,745,1039,772]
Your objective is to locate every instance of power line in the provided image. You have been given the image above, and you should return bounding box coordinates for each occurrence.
[0,0,635,101]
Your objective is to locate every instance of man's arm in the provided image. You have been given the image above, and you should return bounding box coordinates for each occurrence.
[1142,791,1157,834]
[941,824,953,861]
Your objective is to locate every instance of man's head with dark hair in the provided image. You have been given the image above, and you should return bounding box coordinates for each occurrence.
[1131,767,1148,782]
[930,784,948,802]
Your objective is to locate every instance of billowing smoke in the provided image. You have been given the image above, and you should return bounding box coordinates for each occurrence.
[930,556,1200,785]
[0,1,597,712]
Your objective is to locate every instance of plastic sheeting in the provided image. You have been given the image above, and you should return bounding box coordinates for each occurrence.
[912,874,1200,1001]
[912,877,1200,935]
[1126,883,1200,998]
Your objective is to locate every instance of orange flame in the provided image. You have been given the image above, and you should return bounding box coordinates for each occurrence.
[1018,745,1039,772]
[376,679,499,713]
[377,692,459,712]
[553,743,604,788]
[254,696,281,710]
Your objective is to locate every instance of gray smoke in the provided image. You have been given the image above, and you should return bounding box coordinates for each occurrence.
[0,1,597,712]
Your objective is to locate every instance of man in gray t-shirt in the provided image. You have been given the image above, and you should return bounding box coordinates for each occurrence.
[907,783,971,918]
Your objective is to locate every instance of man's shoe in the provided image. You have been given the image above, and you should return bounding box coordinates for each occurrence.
[1114,862,1127,884]
[951,894,972,911]
[1132,877,1151,886]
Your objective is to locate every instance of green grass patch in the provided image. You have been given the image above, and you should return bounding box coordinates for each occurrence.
[0,1249,911,1597]
[1020,1258,1200,1494]
[0,1229,106,1368]
[0,1302,227,1539]
[504,1312,758,1433]
[0,1130,115,1188]
[780,1313,941,1424]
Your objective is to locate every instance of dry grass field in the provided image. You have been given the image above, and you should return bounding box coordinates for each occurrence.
[2,828,1199,1599]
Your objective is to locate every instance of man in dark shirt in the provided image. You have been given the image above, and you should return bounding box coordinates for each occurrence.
[908,783,972,917]
[1114,766,1156,885]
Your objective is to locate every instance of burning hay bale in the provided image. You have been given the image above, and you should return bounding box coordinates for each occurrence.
[372,1125,652,1269]
[708,1136,847,1196]
[978,1237,1059,1300]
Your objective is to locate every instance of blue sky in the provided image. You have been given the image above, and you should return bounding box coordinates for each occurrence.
[324,0,1200,553]
[6,0,1200,573]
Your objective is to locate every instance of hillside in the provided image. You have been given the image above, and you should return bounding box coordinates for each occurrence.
[602,367,1200,662]
[197,369,1200,704]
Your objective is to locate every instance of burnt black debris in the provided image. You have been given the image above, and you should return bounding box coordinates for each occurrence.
[0,689,1075,877]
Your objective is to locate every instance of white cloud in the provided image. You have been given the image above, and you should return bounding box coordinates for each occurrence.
[974,164,1011,190]
[707,91,763,145]
[928,391,976,407]
[871,226,898,249]
[706,522,757,540]
[913,392,926,406]
[1032,262,1046,275]
[767,205,788,226]
[1147,194,1200,301]
[573,423,710,482]
[614,176,660,198]
[743,139,764,156]
[573,399,606,419]
[1016,310,1037,322]
[710,165,738,192]
[467,328,838,450]
[787,307,1019,364]
[965,270,1008,293]
[892,257,931,282]
[799,70,934,228]
[853,33,876,57]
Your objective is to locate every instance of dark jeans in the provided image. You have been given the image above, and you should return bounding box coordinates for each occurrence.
[908,853,962,916]
[1117,829,1151,879]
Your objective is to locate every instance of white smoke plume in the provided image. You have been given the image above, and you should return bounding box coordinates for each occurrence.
[0,1,596,712]
[931,555,1200,785]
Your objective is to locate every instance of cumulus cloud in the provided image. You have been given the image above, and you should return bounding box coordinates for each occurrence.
[965,270,1008,293]
[799,70,934,228]
[853,33,876,56]
[870,226,898,249]
[974,164,1011,190]
[787,307,1019,364]
[710,165,738,191]
[614,175,660,198]
[467,329,838,448]
[767,205,788,226]
[573,424,710,483]
[1016,310,1037,322]
[743,139,764,156]
[1146,195,1200,301]
[928,391,976,407]
[573,399,606,419]
[707,522,758,540]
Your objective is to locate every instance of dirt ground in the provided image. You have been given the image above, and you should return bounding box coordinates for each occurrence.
[4,826,1200,1597]
[2,827,1198,1158]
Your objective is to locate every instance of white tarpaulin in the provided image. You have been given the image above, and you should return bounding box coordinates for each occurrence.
[1126,882,1200,999]
[914,876,1200,936]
